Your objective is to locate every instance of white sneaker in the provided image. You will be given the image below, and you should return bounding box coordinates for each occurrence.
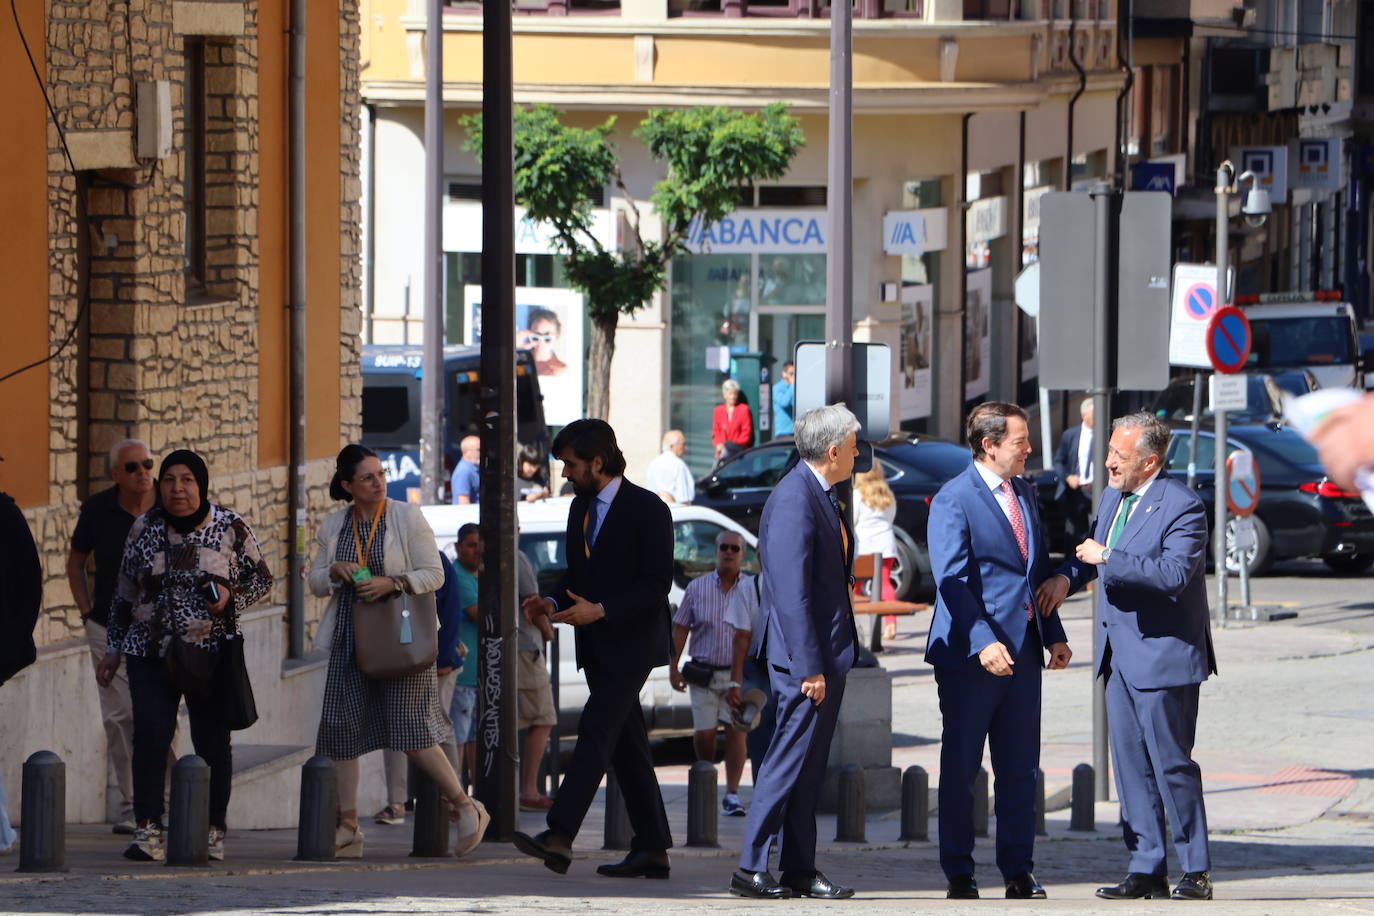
[208,826,225,861]
[123,823,165,862]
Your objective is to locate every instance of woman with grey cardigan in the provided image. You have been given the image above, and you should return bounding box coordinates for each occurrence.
[309,444,489,858]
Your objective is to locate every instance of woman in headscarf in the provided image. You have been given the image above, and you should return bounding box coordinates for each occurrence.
[310,444,489,859]
[98,449,272,864]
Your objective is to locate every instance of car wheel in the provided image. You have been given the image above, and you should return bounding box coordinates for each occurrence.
[889,528,925,602]
[1322,552,1374,575]
[1223,514,1273,576]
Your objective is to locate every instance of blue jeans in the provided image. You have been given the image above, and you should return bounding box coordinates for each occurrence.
[0,761,15,849]
[450,684,478,743]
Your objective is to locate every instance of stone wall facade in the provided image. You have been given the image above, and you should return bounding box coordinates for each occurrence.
[30,0,362,641]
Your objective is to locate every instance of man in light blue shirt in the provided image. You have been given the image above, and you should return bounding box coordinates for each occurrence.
[772,362,796,437]
[450,435,481,505]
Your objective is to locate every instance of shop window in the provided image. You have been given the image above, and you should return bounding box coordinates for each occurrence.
[444,252,571,345]
[758,254,825,306]
[446,0,621,14]
[758,185,827,207]
[669,0,921,18]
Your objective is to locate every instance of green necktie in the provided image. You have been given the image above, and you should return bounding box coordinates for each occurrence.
[1106,492,1138,548]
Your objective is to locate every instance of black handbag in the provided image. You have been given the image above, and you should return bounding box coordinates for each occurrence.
[217,632,258,731]
[680,659,716,689]
[165,635,219,700]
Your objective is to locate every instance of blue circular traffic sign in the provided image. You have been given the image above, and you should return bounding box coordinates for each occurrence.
[1184,283,1215,320]
[1205,306,1252,374]
[1226,449,1260,516]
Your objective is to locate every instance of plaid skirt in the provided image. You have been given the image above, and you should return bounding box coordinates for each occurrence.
[314,514,447,759]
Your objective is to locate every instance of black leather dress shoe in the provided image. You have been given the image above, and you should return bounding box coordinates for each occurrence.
[512,830,572,875]
[781,870,855,899]
[597,849,670,879]
[730,869,792,899]
[1172,872,1213,900]
[1095,873,1170,900]
[1005,872,1047,899]
[946,875,979,899]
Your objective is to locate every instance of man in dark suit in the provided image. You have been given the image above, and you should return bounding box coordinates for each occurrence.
[1040,412,1216,901]
[1053,397,1094,547]
[731,404,861,901]
[925,402,1072,901]
[513,419,675,878]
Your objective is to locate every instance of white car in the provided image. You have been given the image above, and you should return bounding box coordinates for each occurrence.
[420,497,759,735]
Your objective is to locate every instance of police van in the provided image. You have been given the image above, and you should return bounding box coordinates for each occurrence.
[361,344,548,502]
[1234,292,1361,389]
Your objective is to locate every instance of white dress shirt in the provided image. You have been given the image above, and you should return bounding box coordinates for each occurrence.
[1107,468,1161,537]
[1077,424,1093,483]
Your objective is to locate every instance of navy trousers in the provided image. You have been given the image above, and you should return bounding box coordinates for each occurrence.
[934,636,1042,881]
[546,663,671,851]
[738,666,847,875]
[1105,668,1210,875]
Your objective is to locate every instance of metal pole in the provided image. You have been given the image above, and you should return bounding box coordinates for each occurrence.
[478,0,519,841]
[1089,182,1120,801]
[420,0,445,505]
[1186,370,1203,489]
[285,0,307,659]
[1214,165,1231,628]
[824,0,853,409]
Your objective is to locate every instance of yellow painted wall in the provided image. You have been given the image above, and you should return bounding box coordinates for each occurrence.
[257,0,345,466]
[0,0,51,507]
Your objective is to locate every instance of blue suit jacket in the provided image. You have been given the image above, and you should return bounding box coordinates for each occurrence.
[1055,472,1217,689]
[925,462,1069,670]
[1053,425,1084,500]
[756,463,857,679]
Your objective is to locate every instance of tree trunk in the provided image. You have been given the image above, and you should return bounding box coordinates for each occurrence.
[585,310,618,420]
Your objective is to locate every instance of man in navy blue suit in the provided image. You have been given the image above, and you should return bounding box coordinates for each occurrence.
[1040,412,1216,901]
[1053,398,1095,546]
[730,404,861,900]
[926,401,1072,900]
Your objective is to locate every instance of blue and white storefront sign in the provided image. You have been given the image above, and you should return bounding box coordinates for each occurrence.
[685,208,827,254]
[881,207,949,256]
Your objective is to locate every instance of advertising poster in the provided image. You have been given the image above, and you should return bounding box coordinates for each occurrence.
[899,284,933,421]
[465,285,585,425]
[964,268,992,401]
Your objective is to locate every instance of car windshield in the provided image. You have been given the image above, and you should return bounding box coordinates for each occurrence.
[1235,428,1322,470]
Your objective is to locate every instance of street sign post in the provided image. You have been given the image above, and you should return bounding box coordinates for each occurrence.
[1205,307,1252,375]
[1210,373,1249,413]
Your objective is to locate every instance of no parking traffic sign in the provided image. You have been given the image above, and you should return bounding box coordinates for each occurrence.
[1169,263,1231,368]
[1205,307,1252,374]
[1226,449,1260,517]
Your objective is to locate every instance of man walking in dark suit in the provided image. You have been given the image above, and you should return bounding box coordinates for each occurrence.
[1040,412,1216,901]
[925,401,1073,901]
[731,404,861,901]
[513,419,675,878]
[1053,397,1094,547]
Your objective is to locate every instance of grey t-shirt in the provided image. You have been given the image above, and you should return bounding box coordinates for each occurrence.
[516,550,545,654]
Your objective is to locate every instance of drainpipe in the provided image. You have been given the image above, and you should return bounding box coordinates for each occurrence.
[1114,0,1134,189]
[958,112,972,435]
[286,0,307,659]
[365,102,377,343]
[1065,8,1087,191]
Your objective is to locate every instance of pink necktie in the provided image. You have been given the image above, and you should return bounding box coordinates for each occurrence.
[1001,480,1034,621]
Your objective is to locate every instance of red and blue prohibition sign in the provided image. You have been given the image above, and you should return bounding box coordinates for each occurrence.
[1205,306,1252,375]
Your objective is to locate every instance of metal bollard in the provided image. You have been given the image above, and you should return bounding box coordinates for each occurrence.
[18,750,65,873]
[295,755,338,861]
[603,768,632,851]
[411,763,450,857]
[834,764,866,843]
[973,766,989,838]
[1033,767,1047,837]
[1070,763,1096,831]
[899,765,929,841]
[166,755,210,866]
[686,760,719,848]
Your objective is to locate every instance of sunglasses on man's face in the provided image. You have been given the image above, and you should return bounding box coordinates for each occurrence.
[124,459,155,473]
[718,543,742,553]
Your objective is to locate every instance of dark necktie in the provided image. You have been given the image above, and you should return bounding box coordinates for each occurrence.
[1107,492,1138,548]
[826,488,849,557]
[583,497,600,558]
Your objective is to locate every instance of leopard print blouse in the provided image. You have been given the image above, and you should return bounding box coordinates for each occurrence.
[106,505,273,658]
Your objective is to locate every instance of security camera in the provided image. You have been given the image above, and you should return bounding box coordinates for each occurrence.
[1242,188,1271,227]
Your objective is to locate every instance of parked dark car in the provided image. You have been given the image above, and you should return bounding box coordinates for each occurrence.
[693,435,974,600]
[1147,371,1319,426]
[1164,422,1374,575]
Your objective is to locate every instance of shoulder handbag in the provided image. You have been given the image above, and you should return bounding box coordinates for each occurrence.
[159,540,219,700]
[353,503,439,679]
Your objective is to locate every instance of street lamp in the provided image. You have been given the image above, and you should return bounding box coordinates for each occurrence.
[1209,162,1269,627]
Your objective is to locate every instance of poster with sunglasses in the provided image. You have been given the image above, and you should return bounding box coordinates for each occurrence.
[464,285,585,426]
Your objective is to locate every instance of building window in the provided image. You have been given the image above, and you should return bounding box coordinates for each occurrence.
[184,37,207,292]
[668,0,924,18]
[445,0,622,15]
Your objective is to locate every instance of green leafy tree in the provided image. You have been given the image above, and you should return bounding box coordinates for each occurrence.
[464,103,803,420]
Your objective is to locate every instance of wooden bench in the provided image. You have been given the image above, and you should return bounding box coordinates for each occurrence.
[851,553,928,616]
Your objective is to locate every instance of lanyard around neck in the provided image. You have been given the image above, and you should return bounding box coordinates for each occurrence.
[351,501,386,566]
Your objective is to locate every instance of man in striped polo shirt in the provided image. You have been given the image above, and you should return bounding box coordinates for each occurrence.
[670,529,751,817]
